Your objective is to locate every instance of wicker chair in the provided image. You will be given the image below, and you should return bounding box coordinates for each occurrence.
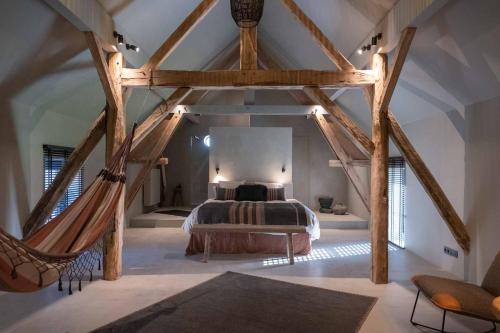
[411,251,500,333]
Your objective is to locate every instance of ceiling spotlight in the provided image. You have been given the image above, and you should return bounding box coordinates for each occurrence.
[357,49,362,55]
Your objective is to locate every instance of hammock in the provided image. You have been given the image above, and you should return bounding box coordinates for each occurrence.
[0,128,134,293]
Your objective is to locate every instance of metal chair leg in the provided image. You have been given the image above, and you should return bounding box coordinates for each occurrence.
[410,289,498,333]
[441,310,447,333]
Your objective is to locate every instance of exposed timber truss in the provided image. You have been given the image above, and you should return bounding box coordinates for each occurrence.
[27,0,470,285]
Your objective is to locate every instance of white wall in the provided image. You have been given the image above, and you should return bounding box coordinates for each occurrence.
[403,111,466,278]
[464,95,500,283]
[250,115,349,210]
[209,127,293,185]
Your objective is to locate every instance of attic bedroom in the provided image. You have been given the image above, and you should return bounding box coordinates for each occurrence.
[0,0,499,332]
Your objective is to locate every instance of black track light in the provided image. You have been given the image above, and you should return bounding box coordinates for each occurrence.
[113,31,124,45]
[126,44,140,53]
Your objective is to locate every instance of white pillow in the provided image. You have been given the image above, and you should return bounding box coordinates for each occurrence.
[218,180,245,189]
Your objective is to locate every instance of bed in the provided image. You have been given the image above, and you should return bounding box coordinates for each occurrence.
[182,194,320,256]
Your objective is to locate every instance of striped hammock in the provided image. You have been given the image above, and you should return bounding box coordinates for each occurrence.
[0,128,134,293]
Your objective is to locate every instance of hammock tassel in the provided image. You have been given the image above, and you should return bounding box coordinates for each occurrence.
[78,280,82,292]
[89,270,93,282]
[98,259,101,271]
[58,278,63,291]
[10,268,17,279]
[68,281,73,295]
[38,272,43,287]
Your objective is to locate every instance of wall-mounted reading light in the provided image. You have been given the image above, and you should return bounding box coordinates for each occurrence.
[282,166,286,173]
[216,167,220,174]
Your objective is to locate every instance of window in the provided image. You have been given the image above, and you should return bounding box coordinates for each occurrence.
[388,157,406,248]
[43,145,84,220]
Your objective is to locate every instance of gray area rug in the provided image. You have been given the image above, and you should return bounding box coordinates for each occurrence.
[92,272,377,333]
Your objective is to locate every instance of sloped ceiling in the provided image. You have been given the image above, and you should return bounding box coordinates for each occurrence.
[2,0,500,130]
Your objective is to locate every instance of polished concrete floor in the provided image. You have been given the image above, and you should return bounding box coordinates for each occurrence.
[0,228,494,332]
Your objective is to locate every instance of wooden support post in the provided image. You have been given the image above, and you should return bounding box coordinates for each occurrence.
[103,52,125,281]
[22,111,106,237]
[240,27,257,70]
[126,113,184,209]
[315,114,370,211]
[370,53,389,284]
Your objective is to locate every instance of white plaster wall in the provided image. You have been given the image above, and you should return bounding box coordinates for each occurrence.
[209,127,293,185]
[464,96,500,283]
[403,111,465,278]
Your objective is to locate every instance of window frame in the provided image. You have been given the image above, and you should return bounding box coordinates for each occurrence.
[43,144,84,220]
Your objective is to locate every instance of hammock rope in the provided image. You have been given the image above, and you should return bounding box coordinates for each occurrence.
[0,125,135,293]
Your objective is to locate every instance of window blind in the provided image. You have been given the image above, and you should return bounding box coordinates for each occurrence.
[43,145,84,220]
[388,157,406,248]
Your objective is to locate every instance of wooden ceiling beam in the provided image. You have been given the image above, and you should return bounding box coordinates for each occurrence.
[126,113,184,209]
[280,0,354,70]
[315,114,370,211]
[121,69,376,89]
[141,0,218,71]
[257,43,313,105]
[85,32,120,111]
[131,87,192,154]
[304,87,373,154]
[377,27,416,114]
[45,0,116,53]
[183,38,240,105]
[240,27,257,70]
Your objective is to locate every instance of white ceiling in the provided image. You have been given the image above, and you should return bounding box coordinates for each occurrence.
[1,0,500,131]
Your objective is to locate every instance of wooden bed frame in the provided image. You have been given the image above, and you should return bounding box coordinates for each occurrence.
[191,224,307,265]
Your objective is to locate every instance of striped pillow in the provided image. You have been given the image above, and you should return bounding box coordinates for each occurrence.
[215,187,236,200]
[267,187,285,201]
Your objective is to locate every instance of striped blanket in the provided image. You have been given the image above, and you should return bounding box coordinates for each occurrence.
[197,201,308,226]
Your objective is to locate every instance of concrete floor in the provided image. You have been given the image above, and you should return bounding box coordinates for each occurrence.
[0,228,494,332]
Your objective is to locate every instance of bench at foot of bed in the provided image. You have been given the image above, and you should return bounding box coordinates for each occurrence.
[190,224,308,265]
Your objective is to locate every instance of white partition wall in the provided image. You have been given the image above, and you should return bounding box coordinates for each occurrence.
[209,126,292,187]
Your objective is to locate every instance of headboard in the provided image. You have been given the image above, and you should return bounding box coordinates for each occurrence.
[207,182,294,199]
